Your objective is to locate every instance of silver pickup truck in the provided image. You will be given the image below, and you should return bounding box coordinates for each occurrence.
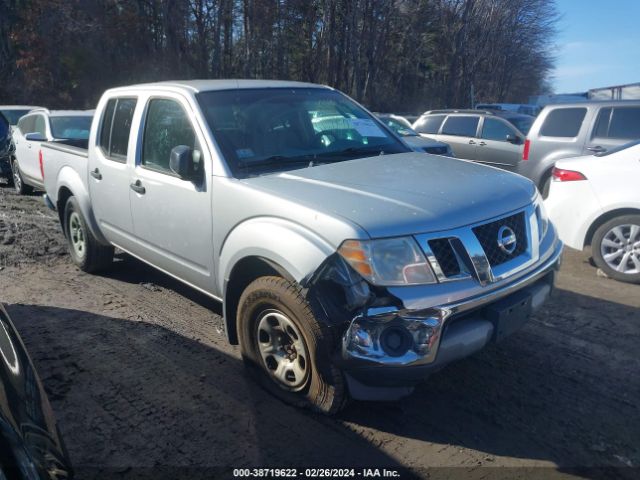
[41,80,562,414]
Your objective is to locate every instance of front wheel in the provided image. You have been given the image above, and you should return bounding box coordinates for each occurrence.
[591,215,640,284]
[11,158,32,195]
[237,276,347,414]
[64,196,114,273]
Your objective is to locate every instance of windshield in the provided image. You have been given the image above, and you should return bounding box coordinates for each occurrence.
[596,139,640,157]
[379,117,418,137]
[0,109,32,125]
[197,88,408,176]
[506,116,534,135]
[50,116,93,140]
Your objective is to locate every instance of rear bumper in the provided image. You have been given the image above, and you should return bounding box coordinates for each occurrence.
[341,240,562,394]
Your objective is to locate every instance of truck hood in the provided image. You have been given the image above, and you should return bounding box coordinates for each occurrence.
[242,153,536,238]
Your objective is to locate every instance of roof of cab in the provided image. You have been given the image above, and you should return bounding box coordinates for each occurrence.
[105,79,331,95]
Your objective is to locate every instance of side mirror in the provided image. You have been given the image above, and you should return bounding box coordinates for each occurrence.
[506,134,521,144]
[170,145,200,180]
[25,132,46,142]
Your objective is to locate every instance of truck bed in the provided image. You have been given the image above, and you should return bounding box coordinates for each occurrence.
[41,140,89,208]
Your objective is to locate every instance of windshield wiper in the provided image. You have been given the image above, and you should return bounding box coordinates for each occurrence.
[237,155,316,169]
[317,145,388,161]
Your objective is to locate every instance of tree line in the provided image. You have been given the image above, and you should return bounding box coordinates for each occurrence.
[0,0,558,112]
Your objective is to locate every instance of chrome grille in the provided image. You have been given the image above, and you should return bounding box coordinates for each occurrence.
[428,238,461,277]
[472,212,527,267]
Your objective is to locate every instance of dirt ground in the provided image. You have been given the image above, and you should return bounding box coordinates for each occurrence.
[0,181,638,479]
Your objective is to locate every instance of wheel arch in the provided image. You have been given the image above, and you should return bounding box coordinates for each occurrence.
[223,256,296,345]
[584,208,640,247]
[54,171,109,245]
[219,218,337,345]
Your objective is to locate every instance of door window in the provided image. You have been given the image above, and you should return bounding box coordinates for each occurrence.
[608,107,640,139]
[18,115,35,135]
[540,108,586,138]
[98,97,137,162]
[413,114,446,134]
[441,116,479,137]
[34,115,46,136]
[141,98,202,176]
[481,118,515,141]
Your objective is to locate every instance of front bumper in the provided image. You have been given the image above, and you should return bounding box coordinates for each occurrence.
[341,239,562,391]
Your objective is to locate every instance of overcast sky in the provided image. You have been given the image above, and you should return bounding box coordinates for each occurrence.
[552,0,640,93]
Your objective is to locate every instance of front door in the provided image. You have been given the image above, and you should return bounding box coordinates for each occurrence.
[88,97,139,251]
[128,96,214,292]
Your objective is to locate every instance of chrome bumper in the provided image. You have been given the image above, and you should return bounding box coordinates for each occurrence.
[342,239,563,369]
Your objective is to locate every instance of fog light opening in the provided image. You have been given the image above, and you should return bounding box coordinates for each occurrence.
[380,326,412,357]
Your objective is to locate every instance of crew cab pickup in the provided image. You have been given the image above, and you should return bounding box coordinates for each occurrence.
[41,80,562,413]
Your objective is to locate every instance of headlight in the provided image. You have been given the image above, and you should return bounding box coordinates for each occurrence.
[338,237,437,286]
[534,194,549,240]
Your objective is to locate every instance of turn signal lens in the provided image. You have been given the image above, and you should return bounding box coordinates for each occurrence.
[338,237,437,286]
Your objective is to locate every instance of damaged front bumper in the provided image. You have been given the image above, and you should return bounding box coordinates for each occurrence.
[340,239,563,398]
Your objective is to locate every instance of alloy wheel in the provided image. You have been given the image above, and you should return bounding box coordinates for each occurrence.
[600,224,640,274]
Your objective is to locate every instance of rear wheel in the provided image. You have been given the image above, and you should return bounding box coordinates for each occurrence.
[64,196,114,273]
[237,276,347,414]
[591,215,640,284]
[11,158,32,195]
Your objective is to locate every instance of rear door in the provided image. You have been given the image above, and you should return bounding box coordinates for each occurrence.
[128,95,214,291]
[475,117,523,171]
[436,115,480,160]
[20,113,48,183]
[586,106,640,155]
[88,96,139,251]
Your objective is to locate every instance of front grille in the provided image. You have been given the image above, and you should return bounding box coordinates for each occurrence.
[428,238,461,276]
[423,146,448,155]
[472,212,527,267]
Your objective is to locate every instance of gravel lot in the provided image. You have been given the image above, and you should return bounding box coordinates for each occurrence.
[0,181,638,479]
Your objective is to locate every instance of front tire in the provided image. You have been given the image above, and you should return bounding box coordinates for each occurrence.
[11,158,32,195]
[64,196,114,273]
[591,214,640,284]
[237,276,347,414]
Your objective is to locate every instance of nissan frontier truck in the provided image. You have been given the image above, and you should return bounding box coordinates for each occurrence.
[40,80,562,414]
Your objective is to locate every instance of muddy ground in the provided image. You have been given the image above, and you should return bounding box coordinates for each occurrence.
[0,181,638,479]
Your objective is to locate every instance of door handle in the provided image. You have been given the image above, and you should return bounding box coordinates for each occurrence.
[468,140,476,145]
[478,141,487,146]
[130,180,146,195]
[90,168,102,180]
[587,145,606,153]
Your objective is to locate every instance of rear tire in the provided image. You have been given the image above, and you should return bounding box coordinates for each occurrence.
[11,158,32,195]
[237,276,347,415]
[64,196,113,273]
[591,215,640,284]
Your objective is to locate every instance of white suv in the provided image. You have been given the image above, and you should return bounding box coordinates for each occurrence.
[11,109,93,194]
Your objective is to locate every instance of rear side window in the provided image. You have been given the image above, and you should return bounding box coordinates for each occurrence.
[481,118,514,141]
[413,115,446,134]
[540,108,586,137]
[441,116,479,137]
[98,97,137,161]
